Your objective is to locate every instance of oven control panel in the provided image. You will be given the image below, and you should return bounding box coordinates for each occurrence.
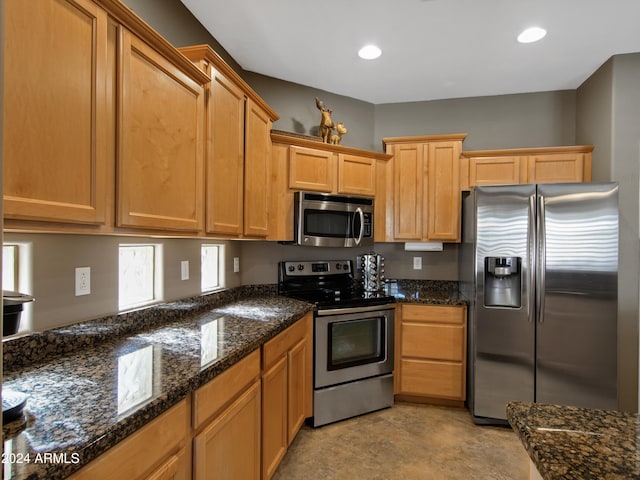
[283,260,352,276]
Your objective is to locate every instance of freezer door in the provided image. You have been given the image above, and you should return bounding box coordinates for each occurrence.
[472,185,536,421]
[536,183,618,409]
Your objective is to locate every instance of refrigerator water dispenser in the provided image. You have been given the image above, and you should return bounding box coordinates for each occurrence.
[484,257,521,308]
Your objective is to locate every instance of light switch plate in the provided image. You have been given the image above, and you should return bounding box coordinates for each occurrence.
[181,260,189,281]
[75,267,91,296]
[413,257,422,270]
[233,257,240,273]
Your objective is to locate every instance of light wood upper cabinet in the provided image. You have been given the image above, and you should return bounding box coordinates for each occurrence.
[381,134,467,243]
[179,45,279,239]
[205,69,245,235]
[466,156,526,188]
[395,304,467,403]
[461,145,593,189]
[244,98,273,237]
[117,29,205,232]
[338,154,376,196]
[3,0,109,225]
[269,133,391,241]
[289,146,335,192]
[527,151,591,183]
[392,143,424,240]
[426,141,462,241]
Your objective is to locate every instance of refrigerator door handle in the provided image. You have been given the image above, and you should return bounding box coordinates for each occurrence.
[528,194,536,323]
[536,194,546,324]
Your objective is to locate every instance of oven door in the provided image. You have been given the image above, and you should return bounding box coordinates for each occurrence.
[314,304,394,388]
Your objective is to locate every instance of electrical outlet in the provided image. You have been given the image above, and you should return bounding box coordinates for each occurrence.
[75,267,91,296]
[413,257,422,270]
[181,260,189,281]
[233,257,240,273]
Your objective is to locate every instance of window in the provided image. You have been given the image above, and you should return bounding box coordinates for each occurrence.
[3,245,18,292]
[201,244,224,292]
[119,244,158,310]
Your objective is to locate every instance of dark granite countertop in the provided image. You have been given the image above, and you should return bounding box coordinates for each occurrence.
[2,291,312,480]
[507,401,640,479]
[386,279,468,306]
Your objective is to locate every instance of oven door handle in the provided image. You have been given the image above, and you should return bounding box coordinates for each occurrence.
[316,303,396,316]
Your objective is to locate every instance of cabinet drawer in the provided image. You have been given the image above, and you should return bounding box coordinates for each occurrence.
[401,323,464,361]
[193,349,260,430]
[400,359,464,399]
[69,399,188,480]
[401,304,465,324]
[263,314,311,370]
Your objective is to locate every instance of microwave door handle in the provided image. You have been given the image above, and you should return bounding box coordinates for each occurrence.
[354,207,364,245]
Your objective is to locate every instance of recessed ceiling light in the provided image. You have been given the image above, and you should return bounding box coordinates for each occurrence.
[358,44,382,60]
[517,26,547,44]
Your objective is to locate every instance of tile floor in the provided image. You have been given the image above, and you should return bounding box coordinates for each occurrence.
[273,402,530,480]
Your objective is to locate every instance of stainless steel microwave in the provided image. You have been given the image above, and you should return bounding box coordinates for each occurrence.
[294,191,374,247]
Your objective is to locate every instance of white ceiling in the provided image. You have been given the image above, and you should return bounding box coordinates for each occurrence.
[179,0,640,104]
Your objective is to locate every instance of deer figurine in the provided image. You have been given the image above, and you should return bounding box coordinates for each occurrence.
[315,97,335,143]
[329,122,347,145]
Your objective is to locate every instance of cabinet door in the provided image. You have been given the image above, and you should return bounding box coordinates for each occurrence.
[69,400,189,480]
[392,144,423,240]
[527,153,588,183]
[425,141,461,241]
[4,0,109,224]
[244,98,271,237]
[206,71,245,235]
[469,156,526,187]
[118,29,204,232]
[287,337,310,443]
[261,355,288,480]
[145,449,187,480]
[193,381,261,480]
[289,146,335,192]
[337,154,376,196]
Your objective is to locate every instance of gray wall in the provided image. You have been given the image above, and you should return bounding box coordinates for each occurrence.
[239,242,459,286]
[374,91,577,151]
[4,233,241,333]
[576,54,640,412]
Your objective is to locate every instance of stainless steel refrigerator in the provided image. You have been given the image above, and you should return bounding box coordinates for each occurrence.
[460,182,618,424]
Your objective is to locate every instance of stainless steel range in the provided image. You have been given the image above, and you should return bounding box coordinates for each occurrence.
[278,260,396,427]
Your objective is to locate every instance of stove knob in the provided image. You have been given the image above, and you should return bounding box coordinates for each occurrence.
[297,264,304,271]
[343,263,349,271]
[287,265,295,272]
[335,263,341,270]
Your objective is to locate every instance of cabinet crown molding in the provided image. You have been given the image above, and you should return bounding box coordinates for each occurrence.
[179,44,279,121]
[462,144,594,158]
[94,0,210,85]
[382,133,468,147]
[271,131,392,161]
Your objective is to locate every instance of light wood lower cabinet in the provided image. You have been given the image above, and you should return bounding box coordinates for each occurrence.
[192,349,262,480]
[261,313,313,480]
[395,304,467,404]
[193,381,262,480]
[68,400,190,480]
